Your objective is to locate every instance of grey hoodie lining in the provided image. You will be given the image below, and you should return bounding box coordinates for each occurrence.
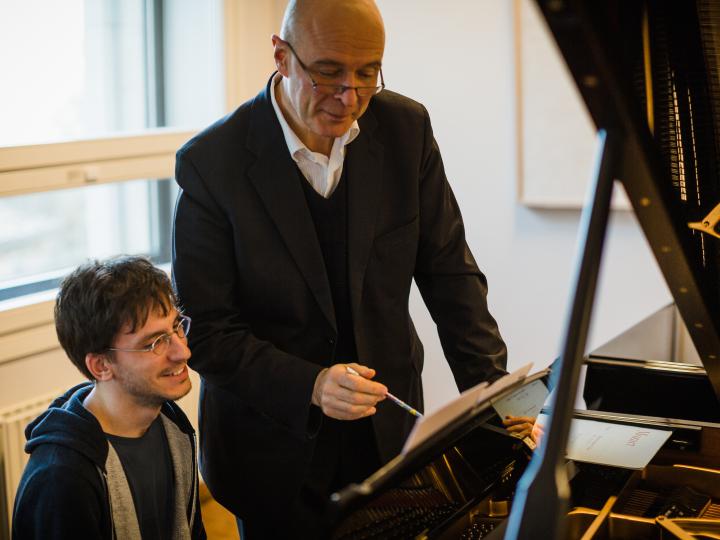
[103,413,196,540]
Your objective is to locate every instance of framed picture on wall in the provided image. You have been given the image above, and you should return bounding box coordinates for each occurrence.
[515,0,630,209]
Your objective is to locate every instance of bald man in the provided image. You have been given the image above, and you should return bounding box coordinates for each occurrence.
[172,1,507,537]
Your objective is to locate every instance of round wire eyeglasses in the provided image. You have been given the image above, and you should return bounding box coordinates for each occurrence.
[106,315,191,356]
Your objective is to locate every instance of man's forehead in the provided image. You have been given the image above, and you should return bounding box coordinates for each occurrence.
[300,29,384,66]
[309,52,383,70]
[119,302,176,336]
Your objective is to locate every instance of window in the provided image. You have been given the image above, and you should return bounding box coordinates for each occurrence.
[0,0,224,301]
[0,179,176,300]
[1,0,148,146]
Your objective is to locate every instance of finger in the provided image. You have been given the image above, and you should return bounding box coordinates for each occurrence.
[328,389,383,409]
[346,362,376,379]
[506,423,532,433]
[321,391,378,414]
[331,386,385,406]
[323,369,386,401]
[503,416,535,425]
[343,373,387,397]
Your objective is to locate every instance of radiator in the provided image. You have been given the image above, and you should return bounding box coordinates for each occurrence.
[0,391,59,538]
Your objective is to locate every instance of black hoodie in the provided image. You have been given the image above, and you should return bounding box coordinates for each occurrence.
[11,382,205,539]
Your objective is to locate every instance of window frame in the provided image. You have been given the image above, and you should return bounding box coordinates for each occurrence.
[0,0,283,314]
[0,129,194,198]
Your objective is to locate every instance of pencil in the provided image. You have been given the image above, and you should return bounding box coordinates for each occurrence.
[345,366,423,418]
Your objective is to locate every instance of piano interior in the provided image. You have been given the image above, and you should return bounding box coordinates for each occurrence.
[327,375,720,539]
[328,0,720,537]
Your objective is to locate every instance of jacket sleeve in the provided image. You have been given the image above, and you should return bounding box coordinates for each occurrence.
[172,149,323,437]
[13,464,108,539]
[413,106,508,391]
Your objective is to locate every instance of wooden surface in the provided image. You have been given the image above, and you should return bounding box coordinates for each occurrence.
[200,482,241,540]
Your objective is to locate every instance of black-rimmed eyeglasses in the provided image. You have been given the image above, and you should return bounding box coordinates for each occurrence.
[106,315,191,356]
[284,40,385,98]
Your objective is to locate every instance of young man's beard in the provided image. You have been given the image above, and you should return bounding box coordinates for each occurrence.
[114,367,190,407]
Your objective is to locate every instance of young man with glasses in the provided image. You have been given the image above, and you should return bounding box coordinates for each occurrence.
[173,0,508,537]
[12,256,205,539]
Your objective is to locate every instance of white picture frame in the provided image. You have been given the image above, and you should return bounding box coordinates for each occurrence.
[515,0,630,210]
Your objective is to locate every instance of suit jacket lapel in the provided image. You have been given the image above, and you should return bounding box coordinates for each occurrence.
[347,109,384,332]
[246,81,336,330]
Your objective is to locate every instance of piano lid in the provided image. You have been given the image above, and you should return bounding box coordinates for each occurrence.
[534,0,720,401]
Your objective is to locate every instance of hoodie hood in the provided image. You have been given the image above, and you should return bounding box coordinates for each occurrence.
[24,382,108,467]
[24,382,196,469]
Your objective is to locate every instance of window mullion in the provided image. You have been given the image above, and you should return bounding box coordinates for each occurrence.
[144,0,171,263]
[144,0,166,129]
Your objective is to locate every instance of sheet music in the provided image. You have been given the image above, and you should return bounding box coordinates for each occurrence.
[402,363,533,454]
[535,413,672,469]
[491,379,549,419]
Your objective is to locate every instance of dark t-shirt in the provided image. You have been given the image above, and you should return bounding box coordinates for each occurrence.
[106,416,174,539]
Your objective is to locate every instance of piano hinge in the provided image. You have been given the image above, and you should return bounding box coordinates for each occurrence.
[688,201,720,239]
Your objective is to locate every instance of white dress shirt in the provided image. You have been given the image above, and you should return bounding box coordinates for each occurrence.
[270,73,360,198]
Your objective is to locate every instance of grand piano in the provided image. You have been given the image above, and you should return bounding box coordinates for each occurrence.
[323,1,720,538]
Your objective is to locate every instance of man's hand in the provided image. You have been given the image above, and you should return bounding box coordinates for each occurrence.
[531,419,545,445]
[312,363,387,420]
[502,415,536,439]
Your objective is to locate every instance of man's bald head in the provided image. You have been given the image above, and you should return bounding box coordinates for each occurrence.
[272,0,386,155]
[280,0,385,51]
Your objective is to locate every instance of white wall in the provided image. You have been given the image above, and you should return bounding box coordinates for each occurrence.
[375,0,672,411]
[0,0,673,424]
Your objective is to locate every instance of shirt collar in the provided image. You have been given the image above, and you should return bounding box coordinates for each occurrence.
[270,72,360,159]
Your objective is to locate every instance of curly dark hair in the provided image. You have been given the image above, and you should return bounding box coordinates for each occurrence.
[54,256,178,380]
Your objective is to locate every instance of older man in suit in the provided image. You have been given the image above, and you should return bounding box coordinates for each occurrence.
[172,0,508,537]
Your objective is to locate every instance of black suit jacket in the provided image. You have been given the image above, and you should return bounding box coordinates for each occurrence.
[172,76,507,521]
